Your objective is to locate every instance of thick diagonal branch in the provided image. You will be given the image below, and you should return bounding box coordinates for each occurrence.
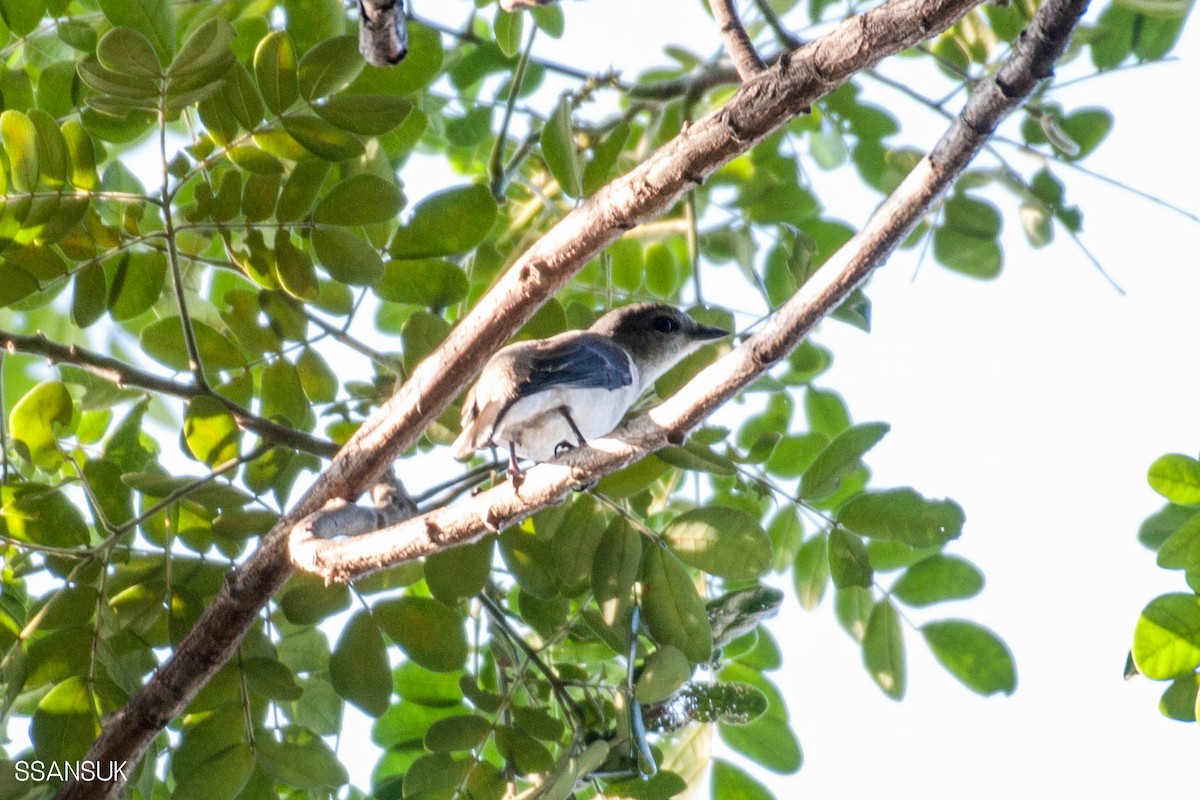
[291,0,1090,583]
[0,330,338,458]
[58,0,990,796]
[709,0,767,79]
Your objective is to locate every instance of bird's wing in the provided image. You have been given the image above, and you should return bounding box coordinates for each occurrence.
[452,334,634,458]
[516,333,634,397]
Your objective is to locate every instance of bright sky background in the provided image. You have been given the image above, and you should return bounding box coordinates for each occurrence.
[404,2,1199,796]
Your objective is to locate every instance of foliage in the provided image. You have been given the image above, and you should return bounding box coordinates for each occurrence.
[1130,453,1200,721]
[0,0,1188,798]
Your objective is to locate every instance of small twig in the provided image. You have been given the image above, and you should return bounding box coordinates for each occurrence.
[300,308,400,374]
[0,331,338,458]
[412,460,505,505]
[490,24,538,199]
[160,108,209,392]
[709,0,766,80]
[752,0,802,49]
[479,590,585,729]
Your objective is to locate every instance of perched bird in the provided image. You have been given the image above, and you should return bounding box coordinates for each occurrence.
[452,303,728,479]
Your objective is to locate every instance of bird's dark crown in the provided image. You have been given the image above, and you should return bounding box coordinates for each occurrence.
[589,303,728,382]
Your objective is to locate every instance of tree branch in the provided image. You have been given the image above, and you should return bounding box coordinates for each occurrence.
[58,0,996,795]
[709,0,767,80]
[291,0,1095,582]
[0,330,338,458]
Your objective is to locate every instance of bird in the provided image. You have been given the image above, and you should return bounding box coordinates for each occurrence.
[452,302,729,480]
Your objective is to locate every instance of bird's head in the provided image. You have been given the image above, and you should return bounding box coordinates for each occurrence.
[590,303,729,386]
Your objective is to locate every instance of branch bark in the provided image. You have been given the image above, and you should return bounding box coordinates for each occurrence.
[58,0,1003,795]
[709,0,767,80]
[0,330,338,458]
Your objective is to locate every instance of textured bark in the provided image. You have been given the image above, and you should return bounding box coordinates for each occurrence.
[56,0,1032,795]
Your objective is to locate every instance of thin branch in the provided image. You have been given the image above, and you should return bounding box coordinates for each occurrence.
[160,109,209,392]
[299,308,400,375]
[58,0,994,795]
[709,0,767,79]
[0,331,338,458]
[753,0,803,49]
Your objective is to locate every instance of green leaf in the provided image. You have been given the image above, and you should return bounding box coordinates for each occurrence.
[800,421,889,500]
[718,713,802,775]
[169,18,237,83]
[311,227,384,285]
[275,233,320,300]
[552,495,607,593]
[400,310,451,376]
[1055,108,1113,160]
[425,714,492,752]
[280,574,350,625]
[424,537,494,605]
[591,517,641,643]
[1,110,39,191]
[0,0,45,37]
[314,173,403,226]
[922,619,1016,696]
[10,380,73,470]
[98,0,174,63]
[375,596,468,672]
[376,259,469,309]
[531,5,565,37]
[837,488,964,548]
[254,31,299,114]
[255,729,347,789]
[173,744,255,800]
[282,113,364,160]
[330,611,392,716]
[96,26,162,77]
[296,346,338,404]
[314,94,412,135]
[494,9,524,58]
[260,358,307,427]
[827,528,872,589]
[107,250,167,320]
[31,676,101,761]
[891,554,984,607]
[243,656,303,701]
[221,61,264,130]
[139,317,247,372]
[1133,593,1200,680]
[348,22,443,97]
[934,196,1003,278]
[663,507,771,581]
[541,95,581,198]
[640,545,713,665]
[297,35,362,100]
[863,598,905,699]
[792,533,829,611]
[636,645,692,703]
[183,395,241,466]
[710,759,775,800]
[389,184,497,258]
[1149,454,1200,506]
[0,483,89,547]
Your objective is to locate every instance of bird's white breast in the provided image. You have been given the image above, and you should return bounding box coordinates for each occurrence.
[492,370,641,462]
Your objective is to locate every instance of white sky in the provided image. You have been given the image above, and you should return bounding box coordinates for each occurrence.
[457,2,1200,797]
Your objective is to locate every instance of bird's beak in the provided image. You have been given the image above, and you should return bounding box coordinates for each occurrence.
[690,324,729,341]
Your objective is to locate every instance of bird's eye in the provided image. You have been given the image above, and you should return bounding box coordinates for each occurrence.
[652,315,679,333]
